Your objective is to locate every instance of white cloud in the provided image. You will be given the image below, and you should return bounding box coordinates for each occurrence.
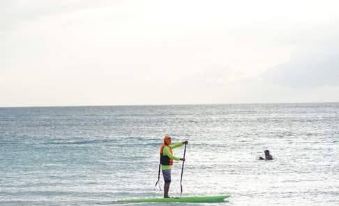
[263,24,339,88]
[1,0,339,106]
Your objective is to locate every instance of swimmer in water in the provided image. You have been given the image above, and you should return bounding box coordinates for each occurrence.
[259,150,273,160]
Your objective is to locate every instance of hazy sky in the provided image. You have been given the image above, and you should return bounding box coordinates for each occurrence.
[1,0,339,107]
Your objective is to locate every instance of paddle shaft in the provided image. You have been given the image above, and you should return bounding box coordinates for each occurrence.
[154,163,161,190]
[180,143,187,196]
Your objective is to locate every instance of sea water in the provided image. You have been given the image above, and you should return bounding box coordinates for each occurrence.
[0,103,338,205]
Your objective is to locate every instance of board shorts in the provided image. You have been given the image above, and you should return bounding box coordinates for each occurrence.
[162,169,171,183]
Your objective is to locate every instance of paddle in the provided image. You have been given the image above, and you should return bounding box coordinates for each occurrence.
[154,163,161,191]
[180,142,187,196]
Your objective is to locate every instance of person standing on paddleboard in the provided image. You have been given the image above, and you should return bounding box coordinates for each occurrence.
[159,135,188,198]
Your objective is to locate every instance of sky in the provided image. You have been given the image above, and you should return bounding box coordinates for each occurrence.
[1,0,339,107]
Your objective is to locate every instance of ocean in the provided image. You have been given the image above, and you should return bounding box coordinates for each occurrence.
[0,103,338,205]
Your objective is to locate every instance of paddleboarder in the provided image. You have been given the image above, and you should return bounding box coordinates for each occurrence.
[159,135,188,198]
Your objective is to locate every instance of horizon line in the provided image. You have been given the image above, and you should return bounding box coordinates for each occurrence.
[0,101,338,109]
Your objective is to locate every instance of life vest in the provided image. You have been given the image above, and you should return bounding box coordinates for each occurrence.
[160,144,173,165]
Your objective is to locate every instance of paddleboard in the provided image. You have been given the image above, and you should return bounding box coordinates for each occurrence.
[116,194,230,203]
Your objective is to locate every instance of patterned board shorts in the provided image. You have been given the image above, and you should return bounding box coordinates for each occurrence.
[162,169,171,183]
